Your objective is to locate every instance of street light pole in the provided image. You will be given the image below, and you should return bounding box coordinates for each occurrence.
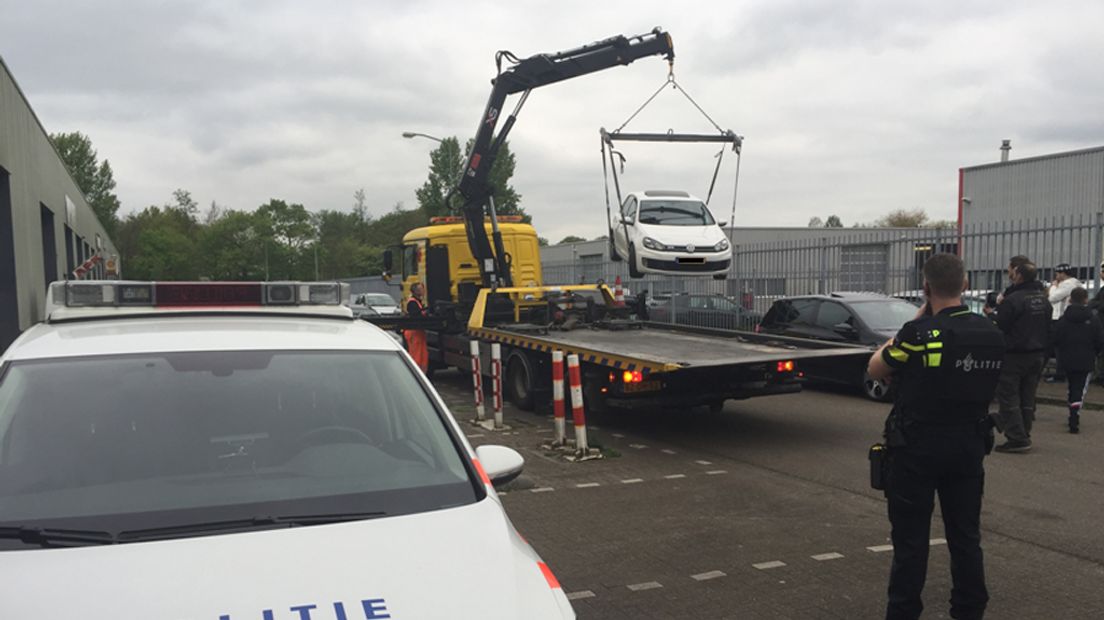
[402,131,444,143]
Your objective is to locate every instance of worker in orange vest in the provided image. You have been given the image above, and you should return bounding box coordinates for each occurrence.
[404,283,429,372]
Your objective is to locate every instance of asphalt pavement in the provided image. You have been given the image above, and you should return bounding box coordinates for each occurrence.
[433,370,1104,619]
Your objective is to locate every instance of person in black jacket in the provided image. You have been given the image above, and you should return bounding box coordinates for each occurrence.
[987,262,1051,452]
[1053,287,1104,433]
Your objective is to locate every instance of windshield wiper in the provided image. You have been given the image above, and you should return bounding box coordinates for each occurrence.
[0,526,117,547]
[117,511,388,542]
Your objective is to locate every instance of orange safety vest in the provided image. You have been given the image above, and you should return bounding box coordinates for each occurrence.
[404,296,428,372]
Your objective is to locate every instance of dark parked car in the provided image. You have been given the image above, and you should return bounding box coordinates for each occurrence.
[648,293,762,331]
[757,293,920,400]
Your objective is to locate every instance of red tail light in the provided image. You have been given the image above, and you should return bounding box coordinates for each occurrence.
[776,360,795,373]
[621,370,644,383]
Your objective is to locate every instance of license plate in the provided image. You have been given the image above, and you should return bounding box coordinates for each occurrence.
[623,381,662,393]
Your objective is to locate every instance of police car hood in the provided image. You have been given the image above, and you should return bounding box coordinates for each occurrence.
[0,497,572,620]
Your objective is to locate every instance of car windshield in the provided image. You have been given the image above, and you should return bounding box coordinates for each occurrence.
[849,299,920,331]
[637,200,716,226]
[364,294,396,306]
[0,350,477,545]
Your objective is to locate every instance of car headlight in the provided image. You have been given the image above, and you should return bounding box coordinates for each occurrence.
[642,237,665,251]
[714,238,730,251]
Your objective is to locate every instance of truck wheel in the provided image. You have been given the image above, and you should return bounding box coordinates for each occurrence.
[506,353,536,411]
[628,244,643,279]
[862,370,893,402]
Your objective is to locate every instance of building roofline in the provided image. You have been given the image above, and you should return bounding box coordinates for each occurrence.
[961,145,1104,173]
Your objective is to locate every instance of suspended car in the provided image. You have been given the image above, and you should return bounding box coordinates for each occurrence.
[610,190,731,279]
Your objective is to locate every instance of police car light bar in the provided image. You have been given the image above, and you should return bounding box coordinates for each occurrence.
[53,281,349,310]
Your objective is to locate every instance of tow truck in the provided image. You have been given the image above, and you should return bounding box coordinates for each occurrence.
[373,29,870,412]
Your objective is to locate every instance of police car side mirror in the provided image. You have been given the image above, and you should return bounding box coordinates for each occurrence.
[475,445,524,488]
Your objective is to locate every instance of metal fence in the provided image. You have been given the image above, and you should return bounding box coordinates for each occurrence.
[542,214,1104,330]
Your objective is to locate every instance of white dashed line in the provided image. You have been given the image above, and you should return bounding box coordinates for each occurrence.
[694,460,713,466]
[576,482,601,488]
[691,570,726,581]
[627,581,663,592]
[705,470,727,475]
[660,449,677,455]
[930,538,947,546]
[753,561,786,570]
[566,590,596,601]
[530,487,555,493]
[466,434,485,438]
[812,552,845,561]
[589,425,601,430]
[867,544,894,553]
[621,478,644,484]
[535,428,552,433]
[664,474,687,480]
[628,444,648,449]
[611,433,625,438]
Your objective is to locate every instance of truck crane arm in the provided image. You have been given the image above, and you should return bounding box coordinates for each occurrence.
[455,28,674,289]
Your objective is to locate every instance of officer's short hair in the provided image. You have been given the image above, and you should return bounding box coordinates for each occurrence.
[923,253,966,298]
[1009,255,1031,269]
[1017,262,1038,283]
[1071,287,1089,304]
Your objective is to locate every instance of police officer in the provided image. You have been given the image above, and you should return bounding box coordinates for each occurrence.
[869,254,1006,620]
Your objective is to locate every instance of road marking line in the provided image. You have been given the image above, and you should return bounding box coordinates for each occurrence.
[867,544,894,553]
[466,433,485,438]
[705,470,727,475]
[691,570,726,581]
[590,425,602,430]
[621,478,644,484]
[627,581,663,591]
[930,538,947,546]
[664,474,687,479]
[812,552,845,561]
[535,429,552,433]
[629,443,648,449]
[530,487,555,493]
[566,590,596,601]
[576,482,601,488]
[612,433,625,438]
[695,460,713,465]
[660,449,677,455]
[752,561,786,570]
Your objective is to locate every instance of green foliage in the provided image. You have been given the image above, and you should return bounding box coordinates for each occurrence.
[875,208,929,228]
[557,235,587,244]
[825,215,843,228]
[414,137,526,220]
[50,131,121,236]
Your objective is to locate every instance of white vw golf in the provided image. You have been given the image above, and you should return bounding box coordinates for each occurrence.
[610,190,732,279]
[0,281,573,620]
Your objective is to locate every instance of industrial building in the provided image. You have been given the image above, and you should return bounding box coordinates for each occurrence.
[1,55,117,350]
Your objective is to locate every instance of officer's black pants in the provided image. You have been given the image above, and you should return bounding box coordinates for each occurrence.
[886,426,988,620]
[995,352,1044,444]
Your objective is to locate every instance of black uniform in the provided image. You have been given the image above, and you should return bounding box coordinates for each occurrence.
[992,281,1050,445]
[1053,304,1104,431]
[880,305,1006,620]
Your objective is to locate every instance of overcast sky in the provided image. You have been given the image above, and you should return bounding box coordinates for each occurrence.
[3,0,1102,242]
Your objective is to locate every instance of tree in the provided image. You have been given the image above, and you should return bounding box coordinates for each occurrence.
[538,237,550,247]
[115,190,203,280]
[876,208,929,228]
[254,199,315,280]
[50,131,121,235]
[808,216,824,227]
[557,235,586,244]
[414,137,526,219]
[825,215,843,228]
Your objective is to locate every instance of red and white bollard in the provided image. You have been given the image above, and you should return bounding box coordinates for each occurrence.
[552,350,566,445]
[613,276,625,306]
[491,343,504,430]
[470,340,485,422]
[567,354,588,452]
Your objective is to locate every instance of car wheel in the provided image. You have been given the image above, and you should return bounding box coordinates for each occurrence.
[628,244,643,279]
[506,353,535,411]
[609,236,622,262]
[862,370,894,402]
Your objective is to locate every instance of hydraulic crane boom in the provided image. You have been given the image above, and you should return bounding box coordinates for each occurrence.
[455,28,674,289]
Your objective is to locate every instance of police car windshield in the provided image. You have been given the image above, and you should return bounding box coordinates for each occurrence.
[850,299,921,331]
[0,351,477,543]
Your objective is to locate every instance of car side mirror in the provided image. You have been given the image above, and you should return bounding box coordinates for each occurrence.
[833,322,858,338]
[475,445,524,488]
[619,215,633,225]
[718,221,728,227]
[382,249,393,272]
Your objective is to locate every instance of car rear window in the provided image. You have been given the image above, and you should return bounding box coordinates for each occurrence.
[0,350,477,540]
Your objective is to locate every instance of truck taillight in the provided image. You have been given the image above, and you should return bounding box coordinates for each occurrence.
[622,370,644,383]
[776,360,795,373]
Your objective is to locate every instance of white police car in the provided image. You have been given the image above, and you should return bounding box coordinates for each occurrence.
[0,281,574,619]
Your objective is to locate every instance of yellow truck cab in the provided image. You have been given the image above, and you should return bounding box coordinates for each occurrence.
[399,216,543,310]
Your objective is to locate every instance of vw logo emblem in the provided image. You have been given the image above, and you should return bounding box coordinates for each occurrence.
[686,244,695,253]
